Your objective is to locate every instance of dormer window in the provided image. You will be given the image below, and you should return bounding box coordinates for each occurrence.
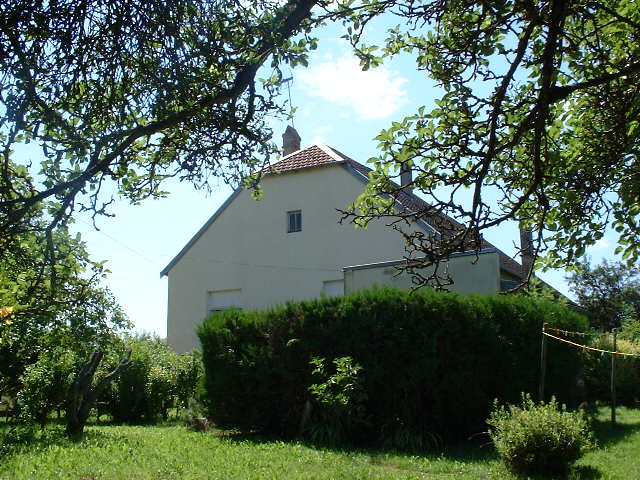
[287,210,302,233]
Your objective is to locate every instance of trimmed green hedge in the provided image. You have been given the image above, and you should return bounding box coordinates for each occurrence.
[198,288,586,444]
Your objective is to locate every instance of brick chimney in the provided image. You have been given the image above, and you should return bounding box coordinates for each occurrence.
[519,223,535,275]
[282,126,301,156]
[400,163,412,193]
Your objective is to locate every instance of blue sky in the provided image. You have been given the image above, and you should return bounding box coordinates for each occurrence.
[63,19,617,337]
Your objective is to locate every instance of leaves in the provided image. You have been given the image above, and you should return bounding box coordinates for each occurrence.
[1,0,319,246]
[566,258,640,329]
[334,0,640,280]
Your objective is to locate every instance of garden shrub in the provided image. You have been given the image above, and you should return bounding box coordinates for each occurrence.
[198,288,587,444]
[18,348,77,427]
[487,394,594,476]
[619,319,640,342]
[307,356,368,445]
[174,350,204,409]
[583,333,640,406]
[105,335,178,423]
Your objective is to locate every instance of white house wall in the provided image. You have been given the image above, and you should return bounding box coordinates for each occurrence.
[166,164,425,352]
[343,250,501,295]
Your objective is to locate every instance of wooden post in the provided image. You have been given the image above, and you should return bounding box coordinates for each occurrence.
[611,329,617,426]
[539,322,548,402]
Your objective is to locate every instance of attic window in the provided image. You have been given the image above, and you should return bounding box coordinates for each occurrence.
[287,210,302,233]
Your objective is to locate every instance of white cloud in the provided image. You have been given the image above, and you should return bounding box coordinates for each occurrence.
[297,53,408,120]
[594,238,610,249]
[310,125,334,144]
[299,106,312,117]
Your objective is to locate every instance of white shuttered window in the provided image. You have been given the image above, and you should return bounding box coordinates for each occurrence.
[207,289,242,315]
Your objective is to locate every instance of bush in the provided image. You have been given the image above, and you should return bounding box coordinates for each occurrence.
[583,333,640,406]
[487,394,594,476]
[307,356,368,445]
[18,348,77,427]
[198,288,587,445]
[104,335,178,423]
[174,350,204,409]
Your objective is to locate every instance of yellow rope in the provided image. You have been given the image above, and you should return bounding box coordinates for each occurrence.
[543,331,640,357]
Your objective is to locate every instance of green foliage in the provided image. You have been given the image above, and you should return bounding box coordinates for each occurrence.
[0,194,129,397]
[620,319,640,342]
[99,335,203,424]
[336,0,640,276]
[487,394,594,476]
[17,348,77,427]
[567,259,640,329]
[174,350,204,410]
[105,335,178,424]
[1,0,319,241]
[307,356,368,445]
[198,288,586,445]
[583,334,640,406]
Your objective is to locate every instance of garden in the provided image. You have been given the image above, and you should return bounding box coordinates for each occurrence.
[3,287,640,479]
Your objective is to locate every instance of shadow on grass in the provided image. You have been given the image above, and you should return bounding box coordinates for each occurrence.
[0,422,116,456]
[567,465,603,480]
[214,427,499,463]
[207,427,613,480]
[590,415,640,448]
[500,465,602,480]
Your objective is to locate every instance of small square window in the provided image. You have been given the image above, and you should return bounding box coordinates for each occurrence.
[287,210,302,233]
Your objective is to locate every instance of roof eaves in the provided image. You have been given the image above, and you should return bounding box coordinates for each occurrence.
[159,187,243,277]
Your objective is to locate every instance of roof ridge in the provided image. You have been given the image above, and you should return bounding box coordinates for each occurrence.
[316,143,346,163]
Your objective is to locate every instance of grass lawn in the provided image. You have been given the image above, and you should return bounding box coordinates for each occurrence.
[1,406,639,479]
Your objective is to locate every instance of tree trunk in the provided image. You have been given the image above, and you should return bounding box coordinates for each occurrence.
[66,349,131,437]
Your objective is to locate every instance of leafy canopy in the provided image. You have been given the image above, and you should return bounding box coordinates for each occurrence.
[567,258,640,329]
[0,197,129,395]
[0,0,320,251]
[336,0,640,281]
[2,0,639,288]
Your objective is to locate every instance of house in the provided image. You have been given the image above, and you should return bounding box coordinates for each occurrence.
[161,127,530,352]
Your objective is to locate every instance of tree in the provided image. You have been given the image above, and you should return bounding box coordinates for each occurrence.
[0,196,129,395]
[0,0,319,256]
[1,0,318,386]
[334,0,640,283]
[66,349,131,437]
[3,0,639,289]
[566,259,640,329]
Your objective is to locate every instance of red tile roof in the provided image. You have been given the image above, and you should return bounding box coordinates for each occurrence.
[264,144,526,279]
[261,145,343,174]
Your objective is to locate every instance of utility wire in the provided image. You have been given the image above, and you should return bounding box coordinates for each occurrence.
[75,217,162,268]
